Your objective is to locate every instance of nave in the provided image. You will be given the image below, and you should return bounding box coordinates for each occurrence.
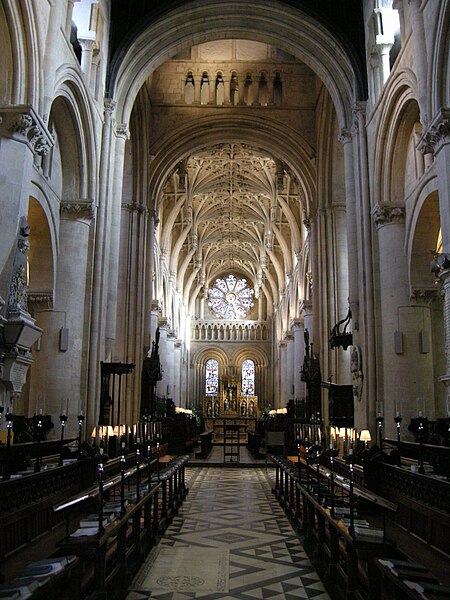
[126,467,330,600]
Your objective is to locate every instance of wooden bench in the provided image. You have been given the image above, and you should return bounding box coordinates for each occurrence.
[271,454,399,600]
[0,555,80,599]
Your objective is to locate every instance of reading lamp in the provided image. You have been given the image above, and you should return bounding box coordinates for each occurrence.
[359,429,371,448]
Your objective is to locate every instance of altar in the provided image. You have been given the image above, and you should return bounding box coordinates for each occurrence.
[203,381,259,418]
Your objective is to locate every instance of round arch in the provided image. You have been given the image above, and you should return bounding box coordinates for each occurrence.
[51,72,100,197]
[233,347,270,368]
[405,175,440,292]
[191,346,230,370]
[109,0,361,130]
[27,196,55,300]
[372,70,419,205]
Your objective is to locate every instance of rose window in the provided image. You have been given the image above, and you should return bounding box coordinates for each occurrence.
[208,274,254,319]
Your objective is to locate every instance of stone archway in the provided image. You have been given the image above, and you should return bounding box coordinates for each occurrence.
[109,0,361,130]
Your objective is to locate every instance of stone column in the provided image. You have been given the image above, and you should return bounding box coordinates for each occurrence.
[146,212,157,348]
[65,0,80,38]
[373,204,415,437]
[79,37,97,84]
[301,301,314,350]
[438,270,450,412]
[308,209,320,352]
[166,330,176,402]
[86,98,115,433]
[338,129,359,331]
[29,200,95,438]
[279,340,287,406]
[173,339,182,406]
[156,319,170,399]
[408,0,429,125]
[149,301,161,350]
[353,104,377,428]
[286,332,294,401]
[118,201,148,425]
[291,318,306,401]
[105,123,129,357]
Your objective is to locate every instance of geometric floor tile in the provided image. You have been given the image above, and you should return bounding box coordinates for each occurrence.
[127,467,331,599]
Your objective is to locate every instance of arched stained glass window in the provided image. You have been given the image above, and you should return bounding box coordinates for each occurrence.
[208,274,254,319]
[205,359,219,395]
[242,359,255,396]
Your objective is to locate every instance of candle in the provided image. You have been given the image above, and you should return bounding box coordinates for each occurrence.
[418,410,422,418]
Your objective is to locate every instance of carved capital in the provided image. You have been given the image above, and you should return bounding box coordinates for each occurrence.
[417,109,450,155]
[431,253,450,285]
[410,288,443,306]
[115,123,130,140]
[290,317,304,332]
[121,201,147,215]
[372,203,406,227]
[299,300,313,316]
[78,37,97,52]
[338,128,352,145]
[60,199,96,221]
[0,105,54,156]
[104,98,116,116]
[352,101,366,116]
[151,299,162,314]
[158,317,171,331]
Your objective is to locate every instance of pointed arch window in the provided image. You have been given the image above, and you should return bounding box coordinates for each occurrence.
[242,359,255,396]
[205,358,219,395]
[208,274,254,319]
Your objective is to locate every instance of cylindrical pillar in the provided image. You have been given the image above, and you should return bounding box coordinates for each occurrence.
[374,204,417,437]
[291,318,306,401]
[29,200,95,438]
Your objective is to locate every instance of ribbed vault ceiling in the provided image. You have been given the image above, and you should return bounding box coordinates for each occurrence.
[161,142,307,311]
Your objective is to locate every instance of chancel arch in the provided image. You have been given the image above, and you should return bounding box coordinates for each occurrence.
[109,0,363,132]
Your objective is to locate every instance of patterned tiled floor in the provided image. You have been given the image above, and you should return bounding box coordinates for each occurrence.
[127,467,331,600]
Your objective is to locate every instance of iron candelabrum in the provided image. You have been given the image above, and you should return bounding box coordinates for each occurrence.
[77,412,85,459]
[376,414,384,448]
[59,413,68,466]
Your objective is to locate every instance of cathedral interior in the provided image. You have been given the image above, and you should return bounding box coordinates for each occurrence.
[0,1,449,598]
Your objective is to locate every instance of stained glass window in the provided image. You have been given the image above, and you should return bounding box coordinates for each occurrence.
[205,359,219,395]
[208,274,254,319]
[242,359,255,396]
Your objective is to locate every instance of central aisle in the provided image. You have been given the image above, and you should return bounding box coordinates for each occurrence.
[127,467,331,599]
